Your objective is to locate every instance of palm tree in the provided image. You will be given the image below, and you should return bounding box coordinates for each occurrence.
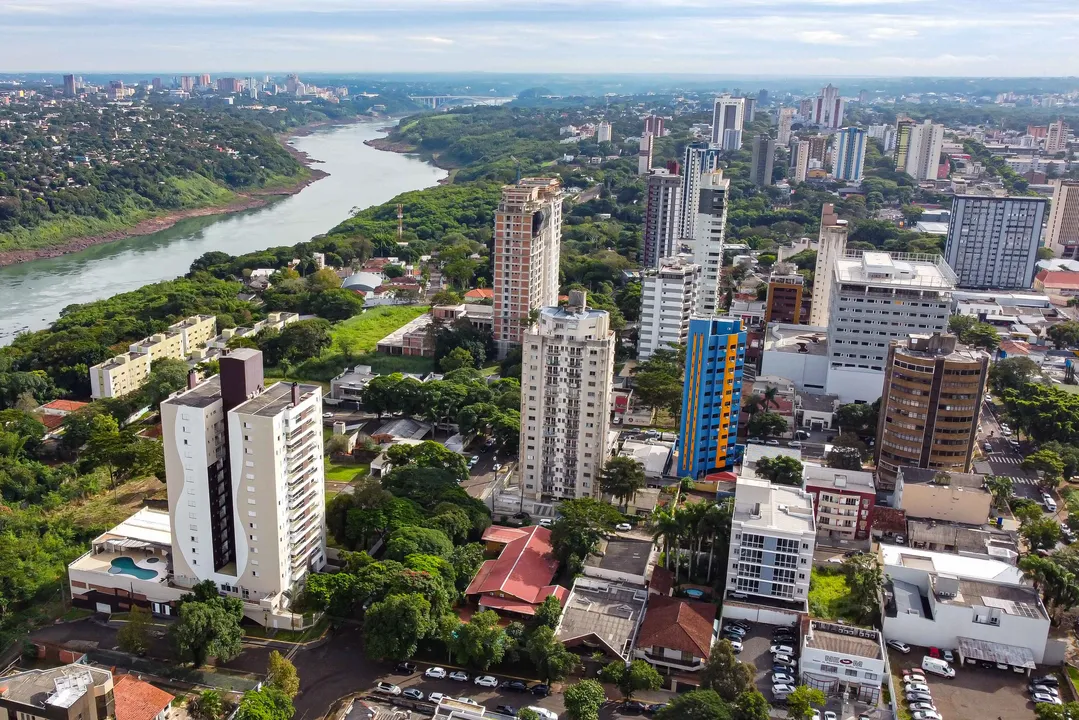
[699,500,733,583]
[743,394,764,417]
[681,501,711,580]
[650,508,683,583]
[762,386,780,410]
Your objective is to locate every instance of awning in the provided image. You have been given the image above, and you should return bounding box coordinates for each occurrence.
[956,636,1036,669]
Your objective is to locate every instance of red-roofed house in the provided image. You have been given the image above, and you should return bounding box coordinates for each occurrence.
[465,525,568,617]
[38,399,89,416]
[1035,270,1079,296]
[113,675,174,720]
[465,288,494,303]
[649,567,673,597]
[633,595,719,677]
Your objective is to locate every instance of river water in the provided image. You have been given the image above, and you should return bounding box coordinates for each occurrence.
[0,120,446,344]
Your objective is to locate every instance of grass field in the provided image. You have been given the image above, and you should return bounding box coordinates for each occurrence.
[808,567,858,621]
[325,459,370,483]
[50,475,166,533]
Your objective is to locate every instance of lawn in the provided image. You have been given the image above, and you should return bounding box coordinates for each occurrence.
[50,475,167,533]
[333,305,430,354]
[808,566,859,621]
[325,459,370,483]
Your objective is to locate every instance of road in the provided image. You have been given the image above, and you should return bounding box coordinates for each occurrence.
[976,399,1044,501]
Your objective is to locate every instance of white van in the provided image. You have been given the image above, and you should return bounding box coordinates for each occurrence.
[1044,494,1058,513]
[922,656,955,678]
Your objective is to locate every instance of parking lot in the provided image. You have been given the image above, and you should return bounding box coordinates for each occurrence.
[373,666,564,718]
[887,647,1049,720]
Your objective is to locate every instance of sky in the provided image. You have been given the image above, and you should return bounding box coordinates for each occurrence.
[0,0,1076,77]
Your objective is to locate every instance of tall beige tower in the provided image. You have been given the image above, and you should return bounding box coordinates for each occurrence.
[1047,120,1069,154]
[1047,179,1079,259]
[519,291,615,502]
[808,204,848,327]
[793,140,810,183]
[492,178,563,357]
[692,170,730,315]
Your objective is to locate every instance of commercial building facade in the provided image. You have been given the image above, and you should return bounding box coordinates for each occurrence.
[676,317,746,478]
[801,621,885,703]
[637,259,700,362]
[492,178,563,356]
[520,292,615,501]
[873,333,989,491]
[1046,179,1079,259]
[643,168,682,268]
[944,195,1047,289]
[894,467,992,525]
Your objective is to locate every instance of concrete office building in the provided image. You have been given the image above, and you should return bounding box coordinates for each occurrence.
[680,144,723,240]
[812,84,844,129]
[826,252,956,404]
[778,108,795,145]
[638,259,700,362]
[944,195,1047,289]
[1047,119,1069,154]
[643,168,682,268]
[723,476,815,622]
[520,292,615,502]
[903,120,945,181]
[638,132,654,176]
[792,141,810,184]
[750,134,775,187]
[162,349,327,609]
[873,333,988,491]
[808,204,848,328]
[711,95,745,150]
[691,170,731,315]
[1046,179,1079,258]
[831,127,867,183]
[676,317,746,478]
[492,178,563,356]
[801,621,886,704]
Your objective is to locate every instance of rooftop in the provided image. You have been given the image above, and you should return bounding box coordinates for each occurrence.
[0,665,113,709]
[880,545,1023,584]
[733,477,816,534]
[956,637,1036,670]
[585,537,653,579]
[465,525,565,607]
[113,675,174,720]
[39,399,90,413]
[619,440,673,476]
[743,444,803,469]
[233,381,319,418]
[763,324,829,355]
[906,519,1018,561]
[899,467,987,491]
[890,578,925,618]
[556,577,648,660]
[93,507,172,548]
[167,374,221,409]
[805,620,883,660]
[893,334,989,364]
[834,250,957,289]
[803,464,876,493]
[373,417,432,440]
[932,575,1046,620]
[797,393,838,414]
[636,595,717,658]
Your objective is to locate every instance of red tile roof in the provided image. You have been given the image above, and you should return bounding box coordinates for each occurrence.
[999,340,1031,356]
[482,525,530,545]
[479,585,569,616]
[40,399,89,413]
[465,288,494,300]
[871,506,907,535]
[36,414,64,430]
[464,525,563,605]
[1037,270,1079,290]
[636,595,717,658]
[649,567,674,596]
[114,675,174,720]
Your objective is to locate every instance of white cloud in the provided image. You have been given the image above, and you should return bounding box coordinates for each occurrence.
[409,35,454,45]
[867,27,919,39]
[796,30,848,44]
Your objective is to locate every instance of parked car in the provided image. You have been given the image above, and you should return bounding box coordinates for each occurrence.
[729,619,752,631]
[474,676,498,687]
[449,671,470,682]
[645,704,667,715]
[895,534,907,545]
[723,624,747,636]
[905,692,933,703]
[1032,675,1060,688]
[1033,694,1063,706]
[428,693,445,704]
[425,667,447,679]
[530,683,551,697]
[539,518,553,527]
[887,640,912,654]
[772,627,795,637]
[787,441,803,448]
[456,697,477,705]
[904,682,930,694]
[401,689,424,701]
[1031,685,1060,697]
[769,644,795,656]
[773,654,797,667]
[496,707,518,717]
[501,680,529,692]
[909,702,936,713]
[766,439,780,446]
[615,523,632,532]
[824,712,838,720]
[912,712,943,720]
[492,463,502,472]
[773,664,795,675]
[374,682,401,696]
[322,412,334,418]
[621,700,648,714]
[983,441,992,452]
[467,455,480,468]
[902,672,926,684]
[394,662,417,674]
[771,673,796,685]
[772,684,796,697]
[729,640,743,653]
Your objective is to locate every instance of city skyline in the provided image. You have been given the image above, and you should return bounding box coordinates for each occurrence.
[1,0,1076,75]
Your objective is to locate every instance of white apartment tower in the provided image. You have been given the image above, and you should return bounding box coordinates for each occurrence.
[680,144,723,241]
[944,195,1047,289]
[903,120,945,181]
[724,476,816,614]
[520,292,615,502]
[826,251,956,403]
[793,141,810,184]
[162,349,326,607]
[597,121,612,143]
[637,259,701,362]
[778,107,795,145]
[638,132,654,176]
[809,204,848,328]
[643,168,682,268]
[711,95,745,150]
[1047,120,1069,154]
[813,84,844,129]
[692,170,731,315]
[493,178,563,357]
[1047,179,1079,258]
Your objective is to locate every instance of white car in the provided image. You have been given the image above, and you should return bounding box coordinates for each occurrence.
[428,693,445,704]
[449,671,470,682]
[1033,693,1063,705]
[773,654,797,667]
[374,682,401,696]
[729,639,743,653]
[887,640,912,653]
[474,676,498,688]
[322,412,334,418]
[769,644,795,656]
[787,441,803,448]
[902,672,926,685]
[824,712,838,720]
[771,673,796,685]
[1031,685,1060,696]
[772,684,796,696]
[539,518,553,527]
[912,712,943,720]
[904,682,930,694]
[615,523,632,532]
[810,712,821,720]
[425,667,447,679]
[909,702,936,713]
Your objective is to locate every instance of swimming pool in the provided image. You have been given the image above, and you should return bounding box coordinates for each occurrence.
[108,557,160,580]
[684,589,705,599]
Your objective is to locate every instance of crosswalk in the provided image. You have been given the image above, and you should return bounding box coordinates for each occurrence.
[986,454,1022,465]
[1000,475,1041,487]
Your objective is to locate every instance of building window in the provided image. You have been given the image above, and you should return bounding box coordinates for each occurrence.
[821,665,838,675]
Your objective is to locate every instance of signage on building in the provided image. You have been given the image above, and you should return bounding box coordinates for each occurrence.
[825,654,863,668]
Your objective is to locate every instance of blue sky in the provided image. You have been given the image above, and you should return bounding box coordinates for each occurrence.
[0,0,1074,76]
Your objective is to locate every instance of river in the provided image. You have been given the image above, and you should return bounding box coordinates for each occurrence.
[0,120,447,344]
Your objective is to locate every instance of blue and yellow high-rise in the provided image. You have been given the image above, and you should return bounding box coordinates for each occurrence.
[676,317,746,479]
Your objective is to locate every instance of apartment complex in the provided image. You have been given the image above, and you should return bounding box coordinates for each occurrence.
[894,117,915,172]
[873,333,989,491]
[808,204,848,328]
[90,315,216,399]
[723,476,815,616]
[944,195,1047,289]
[691,170,731,315]
[1047,119,1069,154]
[831,127,867,183]
[520,292,615,502]
[812,84,844,129]
[802,465,876,541]
[597,121,612,143]
[642,168,682,268]
[676,317,746,478]
[902,120,945,181]
[162,349,326,607]
[778,107,795,145]
[826,251,956,403]
[492,178,563,356]
[637,258,700,362]
[792,140,810,184]
[638,132,654,175]
[711,95,745,150]
[680,144,723,241]
[1046,179,1079,258]
[749,134,775,188]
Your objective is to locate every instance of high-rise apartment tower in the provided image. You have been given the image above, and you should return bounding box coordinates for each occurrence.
[944,195,1047,289]
[1047,179,1079,259]
[643,168,682,268]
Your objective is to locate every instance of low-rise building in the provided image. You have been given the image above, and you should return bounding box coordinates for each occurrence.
[633,595,719,687]
[795,392,838,432]
[329,365,377,403]
[906,519,1018,562]
[113,675,174,720]
[800,620,885,703]
[618,439,674,481]
[802,465,876,541]
[894,467,991,526]
[464,525,568,617]
[374,313,434,356]
[556,576,648,662]
[583,537,656,585]
[760,324,829,394]
[0,665,115,720]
